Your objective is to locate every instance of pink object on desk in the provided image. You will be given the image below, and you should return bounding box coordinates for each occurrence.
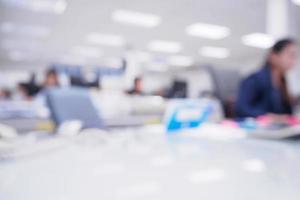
[287,116,300,126]
[257,115,300,126]
[256,116,272,126]
[221,120,239,128]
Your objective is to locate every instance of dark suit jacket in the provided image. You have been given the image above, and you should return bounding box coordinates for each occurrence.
[236,65,292,118]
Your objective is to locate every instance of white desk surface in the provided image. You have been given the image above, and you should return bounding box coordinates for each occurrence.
[1,124,300,200]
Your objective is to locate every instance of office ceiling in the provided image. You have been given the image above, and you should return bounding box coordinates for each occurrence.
[0,0,299,71]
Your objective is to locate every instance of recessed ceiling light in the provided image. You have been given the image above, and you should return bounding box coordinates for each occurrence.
[1,39,41,50]
[1,0,67,14]
[8,51,25,61]
[61,55,87,65]
[54,0,67,14]
[72,46,102,58]
[146,62,169,72]
[186,23,230,40]
[1,22,50,38]
[86,33,125,46]
[7,50,36,62]
[148,40,182,53]
[136,51,152,61]
[292,0,300,6]
[168,55,194,67]
[112,9,161,28]
[102,57,123,68]
[0,22,14,32]
[242,33,275,49]
[199,46,230,59]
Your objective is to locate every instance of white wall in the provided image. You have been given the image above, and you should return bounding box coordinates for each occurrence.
[0,70,31,89]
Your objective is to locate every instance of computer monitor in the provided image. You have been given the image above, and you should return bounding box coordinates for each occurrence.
[46,87,103,129]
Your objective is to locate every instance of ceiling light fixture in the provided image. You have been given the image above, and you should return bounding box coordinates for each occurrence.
[86,33,125,46]
[147,62,169,72]
[199,46,230,59]
[148,40,182,54]
[72,46,102,58]
[242,33,275,49]
[168,55,194,67]
[292,0,300,6]
[61,55,87,65]
[186,23,230,40]
[0,22,14,33]
[54,0,67,14]
[1,39,41,50]
[0,22,50,38]
[8,51,25,61]
[1,0,67,15]
[112,9,161,28]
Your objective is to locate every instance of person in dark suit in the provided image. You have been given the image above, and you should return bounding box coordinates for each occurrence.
[127,77,144,95]
[236,38,298,118]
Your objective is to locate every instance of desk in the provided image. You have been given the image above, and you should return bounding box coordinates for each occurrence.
[1,125,300,200]
[0,118,53,133]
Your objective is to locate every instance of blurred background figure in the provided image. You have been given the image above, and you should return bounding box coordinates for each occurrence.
[165,80,188,98]
[0,88,11,100]
[236,38,299,118]
[15,83,32,101]
[43,69,60,89]
[127,77,144,95]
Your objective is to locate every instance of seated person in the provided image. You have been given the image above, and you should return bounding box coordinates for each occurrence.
[34,68,60,105]
[43,68,59,89]
[0,88,11,100]
[127,77,144,95]
[236,38,298,118]
[15,83,32,101]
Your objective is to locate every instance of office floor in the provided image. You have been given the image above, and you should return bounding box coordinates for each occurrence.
[1,125,300,200]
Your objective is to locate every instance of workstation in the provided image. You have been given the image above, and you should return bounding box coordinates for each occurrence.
[0,0,300,199]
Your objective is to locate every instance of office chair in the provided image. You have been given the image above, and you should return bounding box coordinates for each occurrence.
[205,65,241,118]
[46,87,103,129]
[166,80,188,98]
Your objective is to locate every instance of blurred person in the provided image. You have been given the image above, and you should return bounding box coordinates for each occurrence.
[15,83,32,101]
[165,80,188,98]
[14,82,40,101]
[43,69,59,89]
[127,77,144,95]
[0,89,11,100]
[236,38,298,119]
[34,68,60,106]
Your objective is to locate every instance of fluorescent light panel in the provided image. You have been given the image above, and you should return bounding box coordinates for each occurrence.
[147,62,169,72]
[168,55,194,67]
[136,51,152,61]
[242,33,275,49]
[8,50,36,61]
[112,9,161,28]
[72,46,102,58]
[199,46,230,59]
[292,0,300,6]
[61,55,87,65]
[148,40,182,53]
[186,23,230,40]
[8,51,25,61]
[102,57,123,68]
[1,22,50,38]
[1,39,41,50]
[86,33,125,46]
[1,0,67,14]
[1,22,14,32]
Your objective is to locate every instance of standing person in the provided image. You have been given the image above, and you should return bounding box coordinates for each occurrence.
[236,38,298,118]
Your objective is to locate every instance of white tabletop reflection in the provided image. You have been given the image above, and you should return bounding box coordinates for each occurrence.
[1,124,300,200]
